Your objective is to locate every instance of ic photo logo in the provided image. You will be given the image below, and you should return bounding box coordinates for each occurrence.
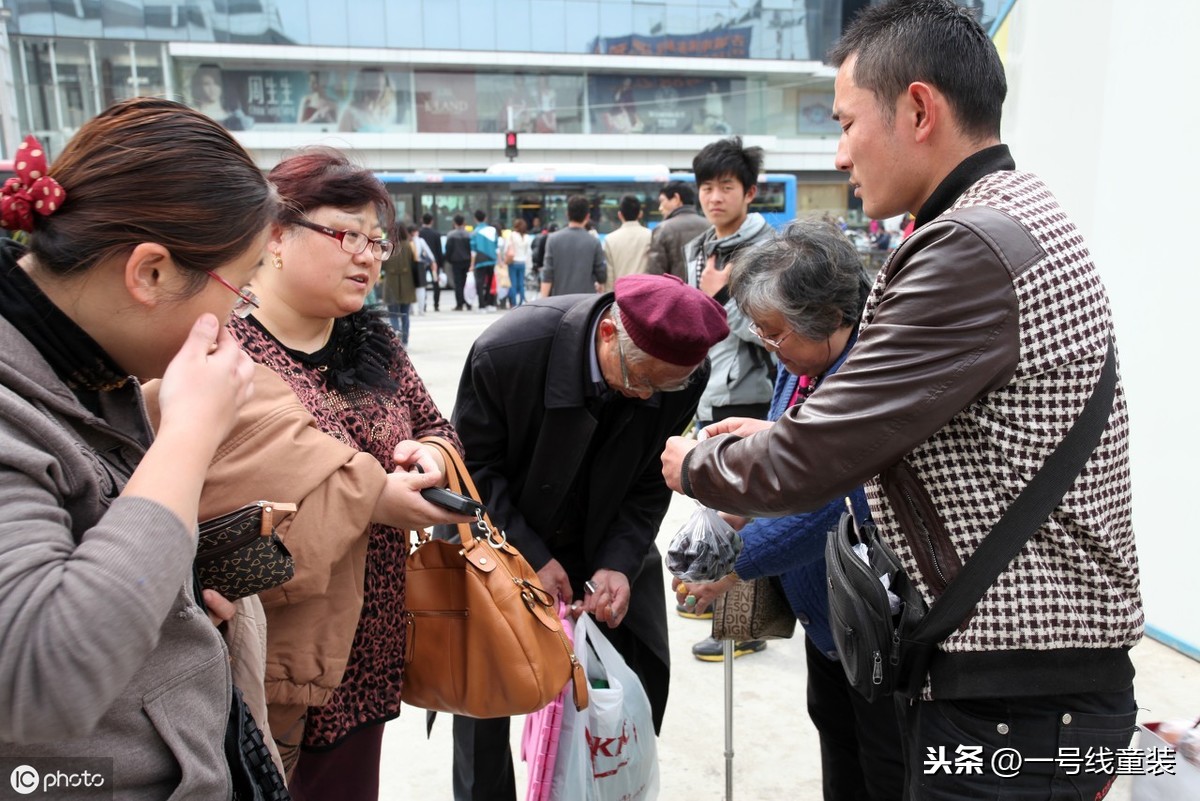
[9,766,38,796]
[1,759,111,798]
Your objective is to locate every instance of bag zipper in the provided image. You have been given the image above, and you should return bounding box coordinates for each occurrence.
[196,501,297,562]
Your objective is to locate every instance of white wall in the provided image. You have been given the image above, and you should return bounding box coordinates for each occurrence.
[1001,0,1200,657]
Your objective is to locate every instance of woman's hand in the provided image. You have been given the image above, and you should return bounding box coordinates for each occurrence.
[123,316,255,521]
[393,440,446,480]
[202,589,236,628]
[157,315,255,453]
[371,468,474,531]
[674,573,739,616]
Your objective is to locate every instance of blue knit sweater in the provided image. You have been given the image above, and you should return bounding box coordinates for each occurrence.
[731,331,869,658]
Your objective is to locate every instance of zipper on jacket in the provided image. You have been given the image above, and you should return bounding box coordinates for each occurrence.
[882,460,963,596]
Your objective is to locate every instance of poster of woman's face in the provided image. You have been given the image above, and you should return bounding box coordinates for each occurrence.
[181,62,413,133]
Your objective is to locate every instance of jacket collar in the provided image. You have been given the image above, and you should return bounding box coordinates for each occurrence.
[914,144,1015,229]
[699,212,769,256]
[544,294,612,409]
[665,205,700,220]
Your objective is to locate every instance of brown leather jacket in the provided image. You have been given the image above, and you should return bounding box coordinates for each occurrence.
[682,151,1140,699]
[646,205,709,280]
[145,364,386,708]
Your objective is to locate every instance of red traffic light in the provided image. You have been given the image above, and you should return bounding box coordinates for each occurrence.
[505,131,518,159]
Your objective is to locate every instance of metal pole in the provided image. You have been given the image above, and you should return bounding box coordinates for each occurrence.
[724,639,734,801]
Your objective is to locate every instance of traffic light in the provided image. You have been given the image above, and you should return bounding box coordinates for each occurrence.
[504,130,518,160]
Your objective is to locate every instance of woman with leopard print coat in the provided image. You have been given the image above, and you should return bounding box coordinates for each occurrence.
[232,147,466,801]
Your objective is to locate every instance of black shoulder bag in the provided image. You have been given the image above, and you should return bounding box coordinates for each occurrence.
[826,341,1117,702]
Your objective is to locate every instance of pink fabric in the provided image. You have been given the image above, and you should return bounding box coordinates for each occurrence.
[521,604,576,801]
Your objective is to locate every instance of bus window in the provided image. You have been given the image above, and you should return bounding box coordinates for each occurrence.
[541,193,569,229]
[750,181,786,216]
[514,191,543,230]
[491,194,519,233]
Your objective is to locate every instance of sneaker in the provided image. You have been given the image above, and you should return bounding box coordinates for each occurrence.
[691,636,767,662]
[675,601,713,621]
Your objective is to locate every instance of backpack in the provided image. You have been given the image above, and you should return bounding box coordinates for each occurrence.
[531,234,547,270]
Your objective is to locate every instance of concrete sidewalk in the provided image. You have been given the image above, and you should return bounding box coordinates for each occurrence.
[380,308,1200,800]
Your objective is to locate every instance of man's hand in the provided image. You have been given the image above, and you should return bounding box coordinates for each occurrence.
[661,435,700,494]
[584,569,631,628]
[699,253,729,297]
[537,558,573,606]
[700,417,775,439]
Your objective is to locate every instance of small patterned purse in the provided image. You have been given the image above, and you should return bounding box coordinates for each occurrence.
[195,501,297,600]
[711,576,797,641]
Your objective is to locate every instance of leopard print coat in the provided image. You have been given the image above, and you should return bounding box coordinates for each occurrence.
[231,310,461,749]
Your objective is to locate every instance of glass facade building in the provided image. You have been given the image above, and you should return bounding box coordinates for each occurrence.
[0,0,1010,218]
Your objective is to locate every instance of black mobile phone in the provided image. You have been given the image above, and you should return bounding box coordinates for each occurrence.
[421,486,485,517]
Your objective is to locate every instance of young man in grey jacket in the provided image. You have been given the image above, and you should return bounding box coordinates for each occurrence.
[684,136,776,429]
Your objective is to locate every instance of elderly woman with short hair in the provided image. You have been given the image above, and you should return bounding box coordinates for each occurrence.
[675,218,906,801]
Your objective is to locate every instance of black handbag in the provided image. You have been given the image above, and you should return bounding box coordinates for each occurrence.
[225,685,291,801]
[826,341,1117,702]
[196,501,297,600]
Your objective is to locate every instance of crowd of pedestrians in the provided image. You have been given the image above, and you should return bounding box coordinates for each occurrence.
[0,2,1146,800]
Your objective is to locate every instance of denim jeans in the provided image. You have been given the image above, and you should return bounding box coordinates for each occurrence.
[387,302,410,345]
[507,262,526,306]
[901,687,1137,800]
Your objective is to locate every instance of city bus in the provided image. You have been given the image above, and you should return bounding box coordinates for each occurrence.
[376,165,797,236]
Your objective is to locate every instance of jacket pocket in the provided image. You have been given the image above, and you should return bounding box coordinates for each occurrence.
[142,650,231,800]
[880,460,963,598]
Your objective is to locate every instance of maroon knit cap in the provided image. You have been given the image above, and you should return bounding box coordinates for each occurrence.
[614,274,729,367]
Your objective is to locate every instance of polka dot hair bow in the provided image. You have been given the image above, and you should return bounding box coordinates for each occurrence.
[1,135,67,232]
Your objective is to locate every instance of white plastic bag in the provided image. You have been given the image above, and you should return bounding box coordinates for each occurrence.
[1131,722,1200,801]
[463,269,478,308]
[551,615,659,801]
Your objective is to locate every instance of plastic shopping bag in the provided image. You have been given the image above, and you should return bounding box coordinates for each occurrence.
[665,503,742,582]
[551,614,659,801]
[522,603,577,801]
[463,270,478,308]
[1131,721,1200,801]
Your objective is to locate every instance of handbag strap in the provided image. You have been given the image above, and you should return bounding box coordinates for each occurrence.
[418,435,590,711]
[911,339,1117,645]
[417,436,501,547]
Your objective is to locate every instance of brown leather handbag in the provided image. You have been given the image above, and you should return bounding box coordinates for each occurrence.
[402,437,588,718]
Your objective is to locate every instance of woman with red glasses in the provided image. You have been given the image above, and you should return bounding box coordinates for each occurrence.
[0,98,275,797]
[230,146,464,800]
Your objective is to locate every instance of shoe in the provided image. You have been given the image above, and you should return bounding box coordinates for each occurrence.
[485,306,497,314]
[692,636,767,662]
[675,601,713,621]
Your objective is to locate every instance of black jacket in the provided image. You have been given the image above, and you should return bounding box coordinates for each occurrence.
[450,293,707,727]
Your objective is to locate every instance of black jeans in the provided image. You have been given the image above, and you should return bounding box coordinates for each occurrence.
[429,267,443,310]
[806,637,906,801]
[451,262,471,308]
[900,687,1137,800]
[474,265,495,309]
